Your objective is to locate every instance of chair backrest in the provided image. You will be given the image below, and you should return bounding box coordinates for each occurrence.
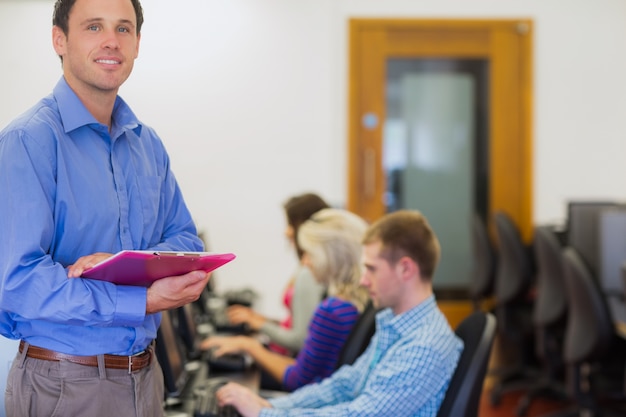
[561,247,614,365]
[532,226,567,328]
[470,213,497,307]
[493,211,534,304]
[437,311,497,417]
[335,301,377,369]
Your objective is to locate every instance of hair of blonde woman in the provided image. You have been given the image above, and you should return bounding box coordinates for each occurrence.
[297,208,370,312]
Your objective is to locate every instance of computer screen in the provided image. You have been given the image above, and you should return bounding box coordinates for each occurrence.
[597,207,626,296]
[566,200,620,277]
[155,309,189,398]
[173,304,202,360]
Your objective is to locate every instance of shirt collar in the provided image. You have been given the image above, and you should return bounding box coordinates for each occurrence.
[53,77,142,138]
[376,294,438,335]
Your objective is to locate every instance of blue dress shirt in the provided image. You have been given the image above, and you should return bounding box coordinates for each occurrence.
[262,296,464,417]
[0,77,203,356]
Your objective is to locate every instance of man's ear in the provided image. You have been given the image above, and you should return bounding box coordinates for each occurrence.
[397,256,419,280]
[52,26,66,58]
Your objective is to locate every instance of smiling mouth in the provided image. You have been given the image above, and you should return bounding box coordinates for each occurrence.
[95,59,120,65]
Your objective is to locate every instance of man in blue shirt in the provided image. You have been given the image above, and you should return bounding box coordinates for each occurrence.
[214,210,464,417]
[0,0,209,415]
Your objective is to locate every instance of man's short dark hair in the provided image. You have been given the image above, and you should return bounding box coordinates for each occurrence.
[362,210,441,281]
[53,0,144,35]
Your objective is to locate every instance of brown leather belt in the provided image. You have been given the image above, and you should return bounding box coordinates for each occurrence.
[19,340,152,373]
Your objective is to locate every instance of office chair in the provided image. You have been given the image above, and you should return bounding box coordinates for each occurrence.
[470,213,497,311]
[489,211,538,406]
[536,248,626,417]
[437,311,497,417]
[335,301,377,369]
[516,226,569,416]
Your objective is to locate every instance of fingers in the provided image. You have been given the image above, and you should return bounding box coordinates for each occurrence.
[200,336,243,356]
[200,336,222,351]
[67,252,113,278]
[227,306,251,324]
[216,383,267,417]
[146,271,211,314]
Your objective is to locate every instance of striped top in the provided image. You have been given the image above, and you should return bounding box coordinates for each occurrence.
[282,297,359,391]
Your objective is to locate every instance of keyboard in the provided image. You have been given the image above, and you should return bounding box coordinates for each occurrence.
[213,321,251,335]
[206,348,252,373]
[193,378,242,417]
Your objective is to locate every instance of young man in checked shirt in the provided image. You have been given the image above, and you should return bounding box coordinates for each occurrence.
[214,209,464,417]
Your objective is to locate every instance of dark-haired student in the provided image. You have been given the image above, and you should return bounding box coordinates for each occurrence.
[0,0,208,416]
[212,210,464,417]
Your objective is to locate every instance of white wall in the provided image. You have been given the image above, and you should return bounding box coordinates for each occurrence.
[1,1,626,409]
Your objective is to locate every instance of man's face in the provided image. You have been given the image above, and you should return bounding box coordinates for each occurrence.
[360,241,403,312]
[52,0,140,97]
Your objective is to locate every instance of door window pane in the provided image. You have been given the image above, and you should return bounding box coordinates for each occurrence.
[384,59,489,291]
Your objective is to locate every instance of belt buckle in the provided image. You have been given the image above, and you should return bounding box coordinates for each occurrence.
[127,349,148,374]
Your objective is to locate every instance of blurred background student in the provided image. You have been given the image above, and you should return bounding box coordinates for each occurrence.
[202,208,371,392]
[227,193,328,356]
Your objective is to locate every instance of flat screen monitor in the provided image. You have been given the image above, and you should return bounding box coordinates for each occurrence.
[173,303,202,360]
[566,200,620,277]
[597,207,626,296]
[155,309,189,398]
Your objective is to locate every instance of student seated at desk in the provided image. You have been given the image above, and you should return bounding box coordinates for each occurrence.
[211,210,463,417]
[226,193,328,356]
[201,208,370,392]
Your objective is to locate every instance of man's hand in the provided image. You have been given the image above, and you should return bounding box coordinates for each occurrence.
[67,252,114,278]
[216,382,271,417]
[146,270,211,314]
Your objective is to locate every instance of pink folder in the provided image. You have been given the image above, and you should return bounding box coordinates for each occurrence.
[81,250,236,287]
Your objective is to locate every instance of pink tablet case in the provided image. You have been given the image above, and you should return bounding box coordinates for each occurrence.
[81,251,236,287]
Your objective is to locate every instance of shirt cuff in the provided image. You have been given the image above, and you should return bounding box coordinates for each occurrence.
[113,285,146,326]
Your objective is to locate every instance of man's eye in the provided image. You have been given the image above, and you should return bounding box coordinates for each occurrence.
[87,25,99,31]
[118,27,130,33]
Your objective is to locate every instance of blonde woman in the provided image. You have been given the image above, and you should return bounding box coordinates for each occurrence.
[202,208,370,391]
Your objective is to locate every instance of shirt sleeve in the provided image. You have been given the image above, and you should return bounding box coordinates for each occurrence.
[267,340,374,411]
[263,341,456,417]
[0,128,146,329]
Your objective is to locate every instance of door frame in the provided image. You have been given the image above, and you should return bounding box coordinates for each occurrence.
[347,19,533,241]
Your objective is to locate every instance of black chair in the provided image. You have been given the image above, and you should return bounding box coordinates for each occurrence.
[516,226,569,416]
[489,211,538,406]
[537,248,626,417]
[470,213,497,311]
[437,311,497,417]
[335,301,377,369]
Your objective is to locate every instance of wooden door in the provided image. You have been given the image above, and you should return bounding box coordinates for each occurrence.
[347,19,533,241]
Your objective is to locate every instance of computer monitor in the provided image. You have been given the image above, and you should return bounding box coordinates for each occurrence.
[173,304,202,360]
[566,200,620,277]
[155,309,189,399]
[597,207,626,296]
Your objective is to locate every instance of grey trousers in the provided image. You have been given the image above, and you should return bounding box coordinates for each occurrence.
[5,344,165,417]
